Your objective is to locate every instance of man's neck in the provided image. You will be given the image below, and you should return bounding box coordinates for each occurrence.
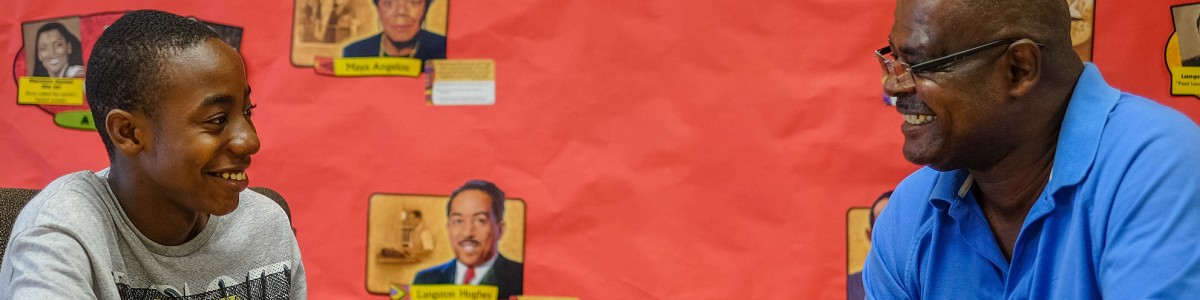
[107,164,209,246]
[970,129,1059,260]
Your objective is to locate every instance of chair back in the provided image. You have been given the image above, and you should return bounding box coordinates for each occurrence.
[0,188,41,261]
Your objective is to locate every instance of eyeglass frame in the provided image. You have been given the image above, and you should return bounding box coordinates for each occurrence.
[875,38,1045,90]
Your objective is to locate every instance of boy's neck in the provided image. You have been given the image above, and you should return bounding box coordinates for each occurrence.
[107,163,209,246]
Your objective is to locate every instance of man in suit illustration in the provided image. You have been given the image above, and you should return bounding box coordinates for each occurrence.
[414,180,522,299]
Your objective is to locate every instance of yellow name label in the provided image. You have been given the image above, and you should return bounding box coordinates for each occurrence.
[1170,66,1200,95]
[410,284,498,300]
[18,76,84,105]
[334,57,423,77]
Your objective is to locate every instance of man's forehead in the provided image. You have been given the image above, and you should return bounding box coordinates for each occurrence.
[451,192,495,211]
[891,0,980,54]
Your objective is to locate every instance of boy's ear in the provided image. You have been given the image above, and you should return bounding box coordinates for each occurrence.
[106,109,146,156]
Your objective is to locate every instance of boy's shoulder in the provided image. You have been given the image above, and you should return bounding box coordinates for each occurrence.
[18,170,114,229]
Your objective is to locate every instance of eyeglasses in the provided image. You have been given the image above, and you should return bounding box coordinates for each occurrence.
[875,38,1032,90]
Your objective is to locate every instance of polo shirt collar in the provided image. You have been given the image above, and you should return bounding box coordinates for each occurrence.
[1049,62,1118,191]
[927,63,1117,211]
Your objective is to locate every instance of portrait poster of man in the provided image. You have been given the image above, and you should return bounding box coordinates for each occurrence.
[1173,3,1200,67]
[366,182,525,298]
[21,17,85,78]
[291,0,448,67]
[1067,0,1095,61]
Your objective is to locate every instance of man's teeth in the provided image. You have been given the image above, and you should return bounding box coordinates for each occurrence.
[904,114,937,125]
[220,172,247,181]
[461,241,478,252]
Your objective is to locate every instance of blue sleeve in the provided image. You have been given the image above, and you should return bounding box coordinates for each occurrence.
[1097,108,1200,298]
[862,211,912,300]
[862,170,935,300]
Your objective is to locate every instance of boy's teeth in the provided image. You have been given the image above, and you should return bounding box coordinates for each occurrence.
[219,172,246,181]
[904,114,938,125]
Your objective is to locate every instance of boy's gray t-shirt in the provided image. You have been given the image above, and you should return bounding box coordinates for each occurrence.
[0,170,306,299]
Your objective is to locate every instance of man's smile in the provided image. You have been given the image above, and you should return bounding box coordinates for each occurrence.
[459,240,479,252]
[903,114,938,125]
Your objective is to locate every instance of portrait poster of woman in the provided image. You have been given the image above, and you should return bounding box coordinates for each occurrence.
[22,17,86,78]
[290,0,449,67]
[1067,0,1095,61]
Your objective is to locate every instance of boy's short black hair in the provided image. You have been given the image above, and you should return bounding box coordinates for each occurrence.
[86,10,220,158]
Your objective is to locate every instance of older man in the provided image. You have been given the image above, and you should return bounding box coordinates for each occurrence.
[864,0,1200,298]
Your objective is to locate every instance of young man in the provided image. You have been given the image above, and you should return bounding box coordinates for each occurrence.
[865,0,1200,298]
[413,180,522,299]
[0,10,306,299]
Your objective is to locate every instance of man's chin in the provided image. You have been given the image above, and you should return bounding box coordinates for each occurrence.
[457,258,480,266]
[903,149,954,171]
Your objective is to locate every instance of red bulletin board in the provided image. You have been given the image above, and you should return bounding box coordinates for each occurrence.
[2,1,1199,299]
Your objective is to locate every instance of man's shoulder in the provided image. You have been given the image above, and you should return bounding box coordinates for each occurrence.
[494,254,524,274]
[1106,93,1200,137]
[888,167,941,218]
[342,34,382,57]
[414,259,455,283]
[874,167,944,244]
[1094,93,1200,166]
[422,259,455,271]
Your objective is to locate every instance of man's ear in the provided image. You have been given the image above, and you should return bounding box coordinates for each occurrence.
[498,219,506,236]
[106,109,145,156]
[1006,40,1042,98]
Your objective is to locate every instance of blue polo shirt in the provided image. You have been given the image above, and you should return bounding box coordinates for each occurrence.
[863,63,1200,299]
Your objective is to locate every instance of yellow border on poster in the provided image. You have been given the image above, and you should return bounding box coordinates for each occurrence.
[1167,33,1200,96]
[410,284,498,300]
[18,76,84,105]
[334,57,423,77]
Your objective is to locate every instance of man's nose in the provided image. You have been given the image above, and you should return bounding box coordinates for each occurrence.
[881,74,915,98]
